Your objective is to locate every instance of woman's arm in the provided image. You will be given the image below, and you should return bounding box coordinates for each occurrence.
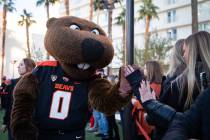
[124,66,178,128]
[162,88,207,140]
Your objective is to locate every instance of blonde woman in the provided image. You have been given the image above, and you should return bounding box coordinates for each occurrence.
[124,31,210,140]
[159,39,186,107]
[167,39,186,78]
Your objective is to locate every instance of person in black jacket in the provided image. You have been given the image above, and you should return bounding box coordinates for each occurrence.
[157,39,186,112]
[162,87,210,140]
[123,41,186,139]
[0,76,8,109]
[129,80,210,140]
[124,31,210,140]
[0,58,36,140]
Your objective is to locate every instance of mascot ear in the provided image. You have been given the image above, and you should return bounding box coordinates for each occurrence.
[46,17,57,28]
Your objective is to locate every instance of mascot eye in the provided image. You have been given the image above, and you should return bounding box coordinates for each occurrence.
[91,29,100,35]
[69,24,80,30]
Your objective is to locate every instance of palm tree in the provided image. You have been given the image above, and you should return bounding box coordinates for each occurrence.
[107,0,114,40]
[36,0,59,19]
[64,0,69,16]
[115,8,126,65]
[93,0,104,24]
[18,9,36,59]
[36,0,59,59]
[93,0,104,11]
[94,0,120,39]
[138,0,159,62]
[1,0,15,78]
[191,0,198,33]
[89,0,93,20]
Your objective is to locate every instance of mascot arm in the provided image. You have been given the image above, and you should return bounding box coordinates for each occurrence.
[88,78,131,116]
[11,73,39,140]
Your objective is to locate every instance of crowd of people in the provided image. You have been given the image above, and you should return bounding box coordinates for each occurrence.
[0,30,210,140]
[122,31,210,140]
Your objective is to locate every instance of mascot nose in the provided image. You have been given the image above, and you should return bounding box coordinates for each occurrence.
[82,38,104,62]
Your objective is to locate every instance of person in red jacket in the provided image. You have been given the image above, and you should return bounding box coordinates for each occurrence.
[143,61,163,97]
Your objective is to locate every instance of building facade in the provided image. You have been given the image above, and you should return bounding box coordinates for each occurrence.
[55,1,207,75]
[59,0,210,69]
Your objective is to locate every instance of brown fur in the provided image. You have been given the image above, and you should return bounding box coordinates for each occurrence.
[89,78,131,116]
[45,16,114,80]
[11,16,130,140]
[10,73,39,139]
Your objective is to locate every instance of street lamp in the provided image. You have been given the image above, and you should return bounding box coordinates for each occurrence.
[11,60,17,78]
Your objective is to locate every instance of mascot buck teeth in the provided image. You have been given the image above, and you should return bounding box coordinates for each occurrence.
[11,16,131,140]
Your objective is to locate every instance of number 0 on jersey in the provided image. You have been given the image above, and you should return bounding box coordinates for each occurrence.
[49,90,72,120]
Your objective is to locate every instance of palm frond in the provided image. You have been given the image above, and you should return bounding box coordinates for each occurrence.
[18,20,24,26]
[6,0,16,12]
[28,20,36,25]
[115,8,125,25]
[36,0,45,6]
[49,0,59,4]
[137,0,159,20]
[93,0,104,11]
[18,9,36,26]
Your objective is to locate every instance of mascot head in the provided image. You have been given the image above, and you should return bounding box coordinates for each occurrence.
[44,16,114,80]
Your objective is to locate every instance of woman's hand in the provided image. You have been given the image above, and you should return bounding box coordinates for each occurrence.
[139,80,156,103]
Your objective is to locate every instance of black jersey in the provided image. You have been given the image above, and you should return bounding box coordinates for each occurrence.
[32,61,90,131]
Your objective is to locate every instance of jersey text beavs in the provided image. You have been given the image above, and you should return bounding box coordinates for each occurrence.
[32,61,90,131]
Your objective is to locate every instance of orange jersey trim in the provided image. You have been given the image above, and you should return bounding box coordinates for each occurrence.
[37,61,58,67]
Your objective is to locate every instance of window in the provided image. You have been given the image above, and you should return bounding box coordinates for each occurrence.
[198,1,210,20]
[199,23,210,32]
[167,10,176,23]
[167,28,177,40]
[167,0,176,5]
[71,0,83,5]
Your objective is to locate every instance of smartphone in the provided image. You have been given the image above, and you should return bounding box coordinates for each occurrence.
[200,72,208,92]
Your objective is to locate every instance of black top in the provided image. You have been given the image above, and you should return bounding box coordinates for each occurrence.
[3,78,20,126]
[125,68,201,139]
[163,87,210,140]
[32,61,91,131]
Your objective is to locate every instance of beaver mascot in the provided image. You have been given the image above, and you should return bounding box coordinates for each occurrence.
[10,16,131,140]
